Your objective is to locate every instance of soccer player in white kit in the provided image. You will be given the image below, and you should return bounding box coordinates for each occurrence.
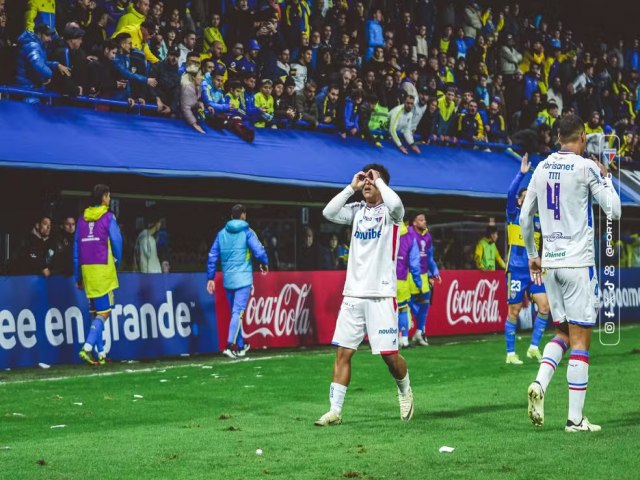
[314,164,414,426]
[520,115,621,432]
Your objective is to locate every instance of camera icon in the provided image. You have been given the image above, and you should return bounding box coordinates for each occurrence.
[604,322,615,334]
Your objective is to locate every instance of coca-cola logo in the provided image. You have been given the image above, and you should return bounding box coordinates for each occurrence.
[446,279,500,326]
[244,283,313,338]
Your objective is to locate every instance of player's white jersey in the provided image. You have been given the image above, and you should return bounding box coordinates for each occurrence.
[521,151,621,268]
[323,180,404,297]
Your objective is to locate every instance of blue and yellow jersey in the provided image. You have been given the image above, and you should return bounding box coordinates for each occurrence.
[506,171,541,271]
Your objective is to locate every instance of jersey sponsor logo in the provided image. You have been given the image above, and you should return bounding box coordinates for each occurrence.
[446,279,500,326]
[543,232,572,242]
[543,162,575,171]
[354,228,382,240]
[544,250,566,259]
[378,327,398,335]
[244,283,313,339]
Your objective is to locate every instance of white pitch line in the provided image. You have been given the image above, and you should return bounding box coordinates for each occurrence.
[0,353,325,386]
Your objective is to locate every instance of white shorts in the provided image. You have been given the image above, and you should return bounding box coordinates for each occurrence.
[544,267,599,327]
[332,297,398,354]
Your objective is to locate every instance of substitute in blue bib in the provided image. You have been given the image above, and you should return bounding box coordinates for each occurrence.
[504,154,551,366]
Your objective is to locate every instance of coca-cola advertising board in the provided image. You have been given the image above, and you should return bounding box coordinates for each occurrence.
[215,270,507,350]
[214,271,346,351]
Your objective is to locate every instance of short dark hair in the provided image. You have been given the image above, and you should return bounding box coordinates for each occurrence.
[186,51,200,60]
[114,32,132,43]
[102,39,118,51]
[557,113,584,143]
[91,184,110,205]
[141,19,157,32]
[231,204,247,219]
[183,29,196,39]
[361,164,390,185]
[486,226,498,236]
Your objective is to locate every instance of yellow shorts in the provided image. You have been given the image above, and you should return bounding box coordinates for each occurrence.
[397,279,411,305]
[409,273,430,295]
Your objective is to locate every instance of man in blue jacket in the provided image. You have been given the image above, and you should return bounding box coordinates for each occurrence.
[16,23,71,91]
[207,204,269,359]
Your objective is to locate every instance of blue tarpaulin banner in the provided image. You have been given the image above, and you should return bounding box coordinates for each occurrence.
[0,273,218,369]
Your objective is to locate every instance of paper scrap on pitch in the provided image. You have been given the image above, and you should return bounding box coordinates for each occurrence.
[50,425,66,429]
[439,446,455,453]
[160,379,169,383]
[73,402,83,406]
[38,363,50,369]
[12,413,25,417]
[133,394,144,399]
[0,446,10,450]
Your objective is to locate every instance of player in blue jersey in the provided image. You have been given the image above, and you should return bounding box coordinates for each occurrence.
[504,154,551,365]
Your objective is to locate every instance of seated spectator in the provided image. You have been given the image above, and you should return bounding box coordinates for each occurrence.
[177,29,196,67]
[200,40,228,83]
[112,32,158,104]
[474,75,490,106]
[16,23,70,91]
[115,0,149,33]
[241,72,258,119]
[298,226,321,270]
[457,100,486,142]
[274,47,291,82]
[254,78,275,128]
[318,84,340,125]
[487,101,509,144]
[274,76,298,125]
[511,123,552,155]
[340,88,363,139]
[87,40,122,98]
[320,234,340,270]
[180,54,205,134]
[291,46,313,91]
[536,102,559,128]
[416,97,441,142]
[401,66,419,99]
[50,26,87,96]
[584,111,604,134]
[436,86,457,139]
[224,79,247,117]
[150,45,181,114]
[202,71,227,112]
[377,73,401,109]
[52,216,75,277]
[295,80,319,128]
[113,17,159,65]
[389,94,420,154]
[228,38,259,78]
[203,12,226,54]
[19,215,54,276]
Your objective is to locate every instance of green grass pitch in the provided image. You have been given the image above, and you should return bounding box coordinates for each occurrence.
[1,326,640,480]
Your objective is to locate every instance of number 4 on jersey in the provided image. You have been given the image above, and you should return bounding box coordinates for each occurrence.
[546,182,560,220]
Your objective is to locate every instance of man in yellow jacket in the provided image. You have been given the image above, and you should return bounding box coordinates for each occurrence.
[475,226,505,270]
[25,0,56,33]
[114,19,159,64]
[115,0,149,31]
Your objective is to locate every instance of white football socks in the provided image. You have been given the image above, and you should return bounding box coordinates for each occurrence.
[396,371,411,394]
[535,337,567,392]
[330,382,347,414]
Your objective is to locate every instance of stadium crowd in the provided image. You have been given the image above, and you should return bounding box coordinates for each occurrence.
[1,0,640,162]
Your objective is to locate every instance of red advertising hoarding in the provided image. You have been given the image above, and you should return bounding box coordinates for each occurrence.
[215,270,507,351]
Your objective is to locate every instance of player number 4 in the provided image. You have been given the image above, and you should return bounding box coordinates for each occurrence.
[546,183,561,220]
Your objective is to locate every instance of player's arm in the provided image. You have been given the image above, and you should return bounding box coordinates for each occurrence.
[520,171,539,259]
[246,229,269,267]
[322,172,363,225]
[206,234,221,280]
[388,106,404,148]
[373,177,404,223]
[507,154,529,215]
[427,244,440,278]
[495,247,506,270]
[588,161,621,221]
[108,216,123,269]
[409,239,423,291]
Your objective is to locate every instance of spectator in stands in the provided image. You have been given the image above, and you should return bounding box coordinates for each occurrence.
[584,111,604,135]
[499,33,521,79]
[83,7,109,56]
[50,25,87,96]
[52,216,75,276]
[320,233,340,270]
[112,32,158,104]
[295,80,319,128]
[16,23,70,92]
[487,100,508,144]
[203,12,225,54]
[536,101,559,128]
[341,88,363,139]
[202,70,226,111]
[462,2,482,46]
[180,52,205,134]
[273,47,291,82]
[436,86,457,140]
[298,226,321,270]
[113,17,159,65]
[151,44,180,114]
[457,100,486,142]
[115,0,149,33]
[135,215,163,273]
[229,38,259,77]
[377,73,401,109]
[390,94,420,155]
[254,78,275,128]
[291,46,313,91]
[200,40,228,83]
[410,85,430,133]
[20,215,54,276]
[474,226,505,271]
[87,39,121,98]
[25,0,56,34]
[177,29,196,67]
[364,9,383,61]
[275,76,298,125]
[319,84,340,125]
[224,79,245,116]
[416,97,441,142]
[226,0,255,47]
[283,0,311,50]
[511,123,553,155]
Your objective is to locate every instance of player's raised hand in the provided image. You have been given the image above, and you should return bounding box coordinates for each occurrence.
[529,257,543,286]
[367,169,381,183]
[593,158,609,177]
[206,280,216,295]
[351,171,366,191]
[520,153,530,174]
[260,264,269,275]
